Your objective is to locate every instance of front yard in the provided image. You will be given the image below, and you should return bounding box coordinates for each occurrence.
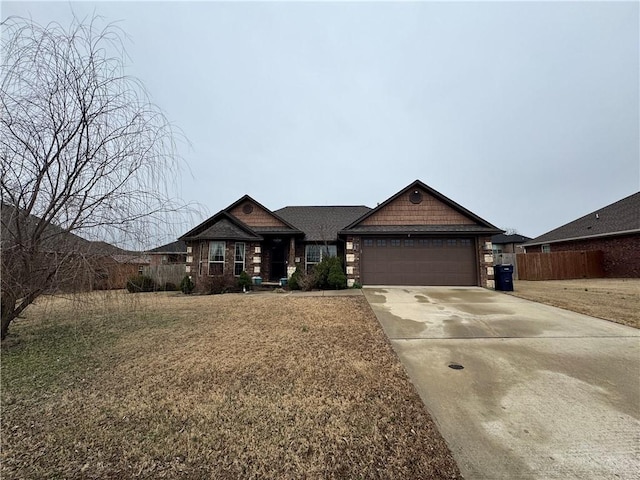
[509,278,639,329]
[1,291,461,479]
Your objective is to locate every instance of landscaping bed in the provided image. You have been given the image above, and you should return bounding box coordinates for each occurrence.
[1,291,461,479]
[509,278,639,329]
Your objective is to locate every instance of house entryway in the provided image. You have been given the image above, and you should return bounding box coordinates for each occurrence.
[266,238,287,281]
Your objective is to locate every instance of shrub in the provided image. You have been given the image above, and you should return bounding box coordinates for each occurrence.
[237,271,252,291]
[313,256,344,290]
[327,260,347,290]
[163,282,178,292]
[126,275,156,293]
[298,270,317,291]
[288,267,303,290]
[206,275,238,295]
[180,275,195,294]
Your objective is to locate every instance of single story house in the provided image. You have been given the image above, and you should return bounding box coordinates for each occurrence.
[147,240,188,267]
[523,192,640,277]
[179,180,503,289]
[491,233,531,255]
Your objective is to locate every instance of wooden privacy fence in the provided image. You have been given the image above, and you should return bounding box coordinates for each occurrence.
[143,264,186,287]
[494,253,519,280]
[516,251,604,281]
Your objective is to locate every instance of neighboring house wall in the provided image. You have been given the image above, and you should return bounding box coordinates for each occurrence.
[149,253,187,267]
[541,235,640,278]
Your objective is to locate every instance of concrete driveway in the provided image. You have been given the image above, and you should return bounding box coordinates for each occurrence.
[364,287,640,480]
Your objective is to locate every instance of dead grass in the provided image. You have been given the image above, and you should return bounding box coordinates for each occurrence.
[1,291,462,479]
[509,278,640,329]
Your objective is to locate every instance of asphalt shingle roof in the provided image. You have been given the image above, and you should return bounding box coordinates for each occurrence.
[191,218,262,241]
[275,206,372,242]
[148,240,187,253]
[525,192,640,246]
[491,234,532,244]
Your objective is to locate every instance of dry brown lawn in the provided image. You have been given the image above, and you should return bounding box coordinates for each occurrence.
[1,291,462,479]
[509,278,640,329]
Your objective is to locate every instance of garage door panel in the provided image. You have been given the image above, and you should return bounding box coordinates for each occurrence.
[361,237,477,286]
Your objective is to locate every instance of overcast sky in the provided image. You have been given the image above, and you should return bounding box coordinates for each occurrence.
[3,1,639,244]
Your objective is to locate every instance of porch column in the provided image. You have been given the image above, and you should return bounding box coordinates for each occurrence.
[288,237,296,278]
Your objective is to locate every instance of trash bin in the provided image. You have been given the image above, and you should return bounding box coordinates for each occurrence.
[494,264,514,291]
[279,278,288,287]
[252,276,262,286]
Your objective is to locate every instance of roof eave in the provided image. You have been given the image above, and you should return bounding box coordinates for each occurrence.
[338,228,503,236]
[524,228,640,247]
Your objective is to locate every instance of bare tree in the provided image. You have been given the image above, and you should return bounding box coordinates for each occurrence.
[1,15,190,339]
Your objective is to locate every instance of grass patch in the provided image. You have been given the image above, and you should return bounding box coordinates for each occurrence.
[509,278,640,328]
[1,292,461,479]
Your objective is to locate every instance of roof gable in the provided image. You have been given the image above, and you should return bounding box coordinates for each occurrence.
[343,180,501,232]
[179,211,262,241]
[225,195,301,232]
[526,192,640,246]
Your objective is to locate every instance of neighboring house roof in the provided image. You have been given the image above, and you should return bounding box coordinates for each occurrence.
[491,233,532,244]
[179,211,263,241]
[341,180,502,234]
[1,203,142,258]
[111,254,150,264]
[525,192,640,247]
[275,206,372,242]
[148,240,187,254]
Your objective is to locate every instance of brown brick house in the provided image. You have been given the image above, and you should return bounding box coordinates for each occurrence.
[179,180,503,290]
[523,192,640,277]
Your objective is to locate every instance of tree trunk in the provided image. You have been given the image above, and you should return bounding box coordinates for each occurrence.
[1,294,17,340]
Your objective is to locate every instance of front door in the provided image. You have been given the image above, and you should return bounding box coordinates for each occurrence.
[269,239,287,281]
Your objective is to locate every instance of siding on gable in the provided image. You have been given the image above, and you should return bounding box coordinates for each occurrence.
[228,202,287,228]
[360,189,477,226]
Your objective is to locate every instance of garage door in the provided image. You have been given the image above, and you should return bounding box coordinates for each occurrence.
[361,237,477,286]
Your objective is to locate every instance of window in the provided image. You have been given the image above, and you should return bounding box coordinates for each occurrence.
[208,241,225,275]
[461,239,472,247]
[542,244,551,253]
[305,244,337,272]
[376,239,386,247]
[404,239,414,247]
[363,239,373,247]
[390,239,401,247]
[432,239,443,247]
[234,242,245,276]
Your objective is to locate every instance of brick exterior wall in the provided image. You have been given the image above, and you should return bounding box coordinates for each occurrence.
[545,234,640,278]
[344,236,361,287]
[185,240,262,292]
[478,236,494,288]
